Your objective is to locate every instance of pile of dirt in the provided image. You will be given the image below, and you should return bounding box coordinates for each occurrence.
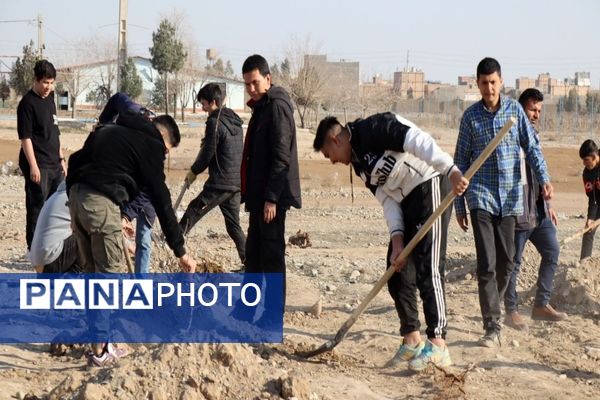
[551,258,600,316]
[288,230,312,248]
[44,343,299,400]
[152,244,228,273]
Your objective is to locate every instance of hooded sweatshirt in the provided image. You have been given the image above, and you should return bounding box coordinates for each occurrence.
[191,107,243,192]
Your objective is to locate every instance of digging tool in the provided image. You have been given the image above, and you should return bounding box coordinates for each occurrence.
[560,218,600,246]
[122,235,134,273]
[151,180,190,244]
[299,117,516,358]
[173,180,190,211]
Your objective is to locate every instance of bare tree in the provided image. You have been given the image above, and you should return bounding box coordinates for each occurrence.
[54,37,101,118]
[278,35,328,129]
[83,37,118,109]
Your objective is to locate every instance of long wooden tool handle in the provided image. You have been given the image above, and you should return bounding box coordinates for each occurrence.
[173,180,189,211]
[561,218,600,245]
[122,236,134,273]
[330,117,516,346]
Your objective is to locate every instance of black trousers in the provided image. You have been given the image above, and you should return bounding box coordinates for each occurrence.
[387,175,451,339]
[581,207,600,260]
[245,208,287,305]
[43,235,82,273]
[470,209,516,332]
[23,167,63,249]
[180,189,246,263]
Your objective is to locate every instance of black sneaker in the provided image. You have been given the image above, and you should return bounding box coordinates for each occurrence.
[478,329,501,348]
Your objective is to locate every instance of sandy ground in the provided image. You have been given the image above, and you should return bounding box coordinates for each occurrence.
[0,118,598,400]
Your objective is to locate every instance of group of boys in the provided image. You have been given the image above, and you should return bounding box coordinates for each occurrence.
[19,55,595,371]
[313,57,579,371]
[20,54,300,366]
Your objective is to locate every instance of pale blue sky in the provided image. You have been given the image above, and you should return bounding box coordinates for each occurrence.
[1,0,599,88]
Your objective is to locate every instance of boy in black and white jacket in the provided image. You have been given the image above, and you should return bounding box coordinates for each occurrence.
[313,112,468,371]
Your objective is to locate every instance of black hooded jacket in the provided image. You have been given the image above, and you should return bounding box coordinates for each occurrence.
[242,85,301,212]
[190,107,243,192]
[66,111,186,257]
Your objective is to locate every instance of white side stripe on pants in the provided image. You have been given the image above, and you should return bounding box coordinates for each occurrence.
[430,176,447,338]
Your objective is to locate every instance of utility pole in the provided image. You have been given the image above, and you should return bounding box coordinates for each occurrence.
[116,0,128,91]
[37,14,44,58]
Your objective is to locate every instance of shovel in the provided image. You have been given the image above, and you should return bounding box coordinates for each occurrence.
[299,117,516,358]
[151,180,189,244]
[560,218,600,246]
[173,180,190,211]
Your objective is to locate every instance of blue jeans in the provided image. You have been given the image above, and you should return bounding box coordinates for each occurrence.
[135,216,153,274]
[505,216,560,312]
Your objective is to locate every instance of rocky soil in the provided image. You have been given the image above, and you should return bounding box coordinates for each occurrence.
[0,118,598,399]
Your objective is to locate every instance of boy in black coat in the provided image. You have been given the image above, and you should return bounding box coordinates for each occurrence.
[181,83,246,264]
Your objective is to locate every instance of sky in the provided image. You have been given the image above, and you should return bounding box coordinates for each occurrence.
[1,0,600,88]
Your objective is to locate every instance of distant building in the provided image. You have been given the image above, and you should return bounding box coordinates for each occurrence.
[536,73,551,94]
[54,56,246,112]
[393,68,424,99]
[360,75,393,98]
[575,72,591,87]
[515,77,536,91]
[430,84,480,102]
[457,76,476,86]
[424,81,452,98]
[303,54,360,99]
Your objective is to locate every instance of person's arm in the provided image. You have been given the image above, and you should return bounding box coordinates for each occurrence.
[59,148,67,176]
[190,117,218,175]
[585,175,598,223]
[394,114,453,174]
[518,108,552,199]
[98,92,141,124]
[401,121,469,196]
[21,138,40,183]
[264,101,294,204]
[17,101,41,183]
[453,114,472,224]
[375,188,407,270]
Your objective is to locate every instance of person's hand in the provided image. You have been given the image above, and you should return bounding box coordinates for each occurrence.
[542,182,554,200]
[264,201,276,223]
[548,207,558,226]
[30,164,41,184]
[449,168,469,196]
[124,238,136,257]
[390,234,407,272]
[185,170,197,186]
[179,253,196,273]
[60,158,67,176]
[121,217,135,239]
[585,219,595,230]
[457,214,469,232]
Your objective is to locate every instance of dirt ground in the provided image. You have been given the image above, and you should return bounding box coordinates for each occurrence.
[0,117,598,400]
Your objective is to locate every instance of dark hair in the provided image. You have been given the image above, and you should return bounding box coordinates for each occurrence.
[313,116,342,151]
[242,54,270,76]
[580,139,598,159]
[476,57,501,79]
[197,83,223,107]
[153,115,181,147]
[34,59,56,81]
[519,88,544,107]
